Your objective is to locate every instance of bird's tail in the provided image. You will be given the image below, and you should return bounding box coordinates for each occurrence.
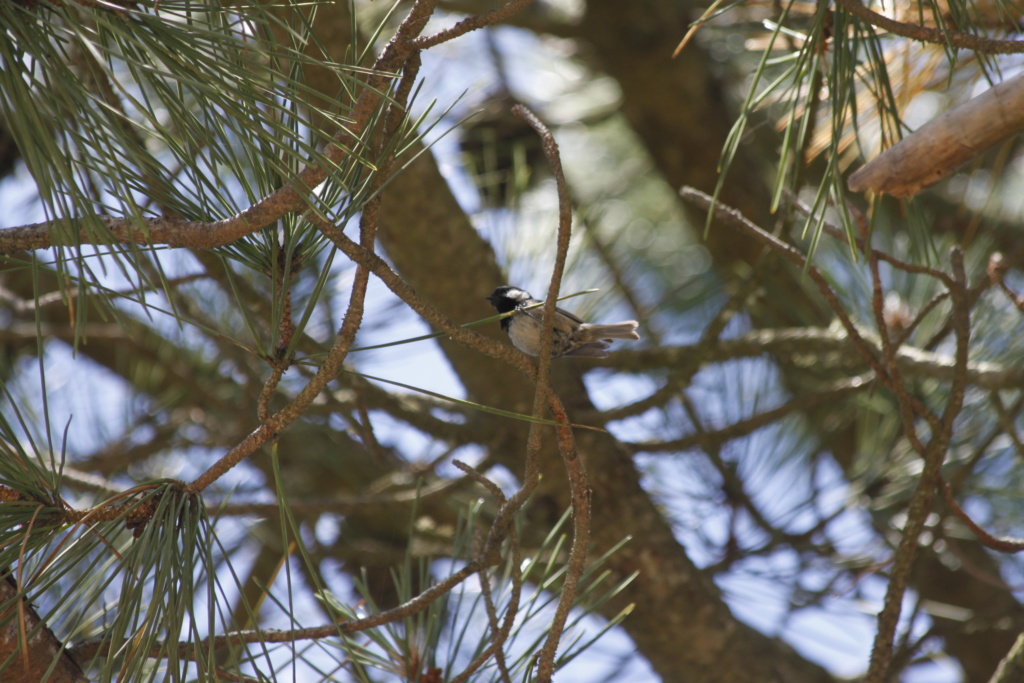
[578,321,641,343]
[563,342,611,359]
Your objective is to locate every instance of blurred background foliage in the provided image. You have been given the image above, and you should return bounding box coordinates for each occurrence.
[1,0,1024,681]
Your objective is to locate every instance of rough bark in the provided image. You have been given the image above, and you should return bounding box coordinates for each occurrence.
[0,575,88,683]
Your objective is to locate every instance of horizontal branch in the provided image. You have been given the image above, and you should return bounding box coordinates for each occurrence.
[213,478,459,517]
[0,215,227,253]
[625,375,870,454]
[613,326,1023,390]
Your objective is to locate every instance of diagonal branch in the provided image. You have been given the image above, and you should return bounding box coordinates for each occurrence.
[834,0,1024,55]
[0,0,539,255]
[187,8,432,495]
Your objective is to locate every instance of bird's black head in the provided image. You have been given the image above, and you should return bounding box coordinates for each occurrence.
[486,285,531,314]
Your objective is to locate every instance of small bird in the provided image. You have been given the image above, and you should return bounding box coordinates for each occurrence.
[486,285,640,359]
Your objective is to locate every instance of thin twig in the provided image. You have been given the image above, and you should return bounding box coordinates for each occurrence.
[679,187,937,423]
[938,478,1024,553]
[411,0,535,49]
[834,0,1024,55]
[449,460,519,683]
[614,326,1022,389]
[212,481,458,518]
[782,192,956,286]
[867,213,933,454]
[189,20,426,494]
[989,391,1024,459]
[511,103,590,683]
[316,221,529,370]
[625,375,871,454]
[893,291,949,348]
[989,252,1024,313]
[865,247,972,683]
[351,378,386,461]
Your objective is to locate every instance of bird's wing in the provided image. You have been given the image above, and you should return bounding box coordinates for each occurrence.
[518,303,585,325]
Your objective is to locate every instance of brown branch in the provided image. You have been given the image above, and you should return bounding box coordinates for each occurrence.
[449,460,520,683]
[939,479,1024,554]
[0,0,437,255]
[9,478,460,568]
[894,290,950,348]
[680,188,888,381]
[350,378,386,461]
[435,0,580,39]
[613,327,1022,389]
[865,247,972,683]
[867,210,935,454]
[834,0,1024,55]
[213,480,459,518]
[187,10,430,495]
[989,252,1024,313]
[511,103,589,683]
[625,375,871,454]
[784,192,955,286]
[848,72,1024,197]
[0,575,88,683]
[943,248,972,436]
[0,0,543,255]
[989,391,1024,459]
[316,377,481,445]
[0,484,167,535]
[474,569,515,683]
[258,281,297,422]
[0,273,206,313]
[411,0,536,49]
